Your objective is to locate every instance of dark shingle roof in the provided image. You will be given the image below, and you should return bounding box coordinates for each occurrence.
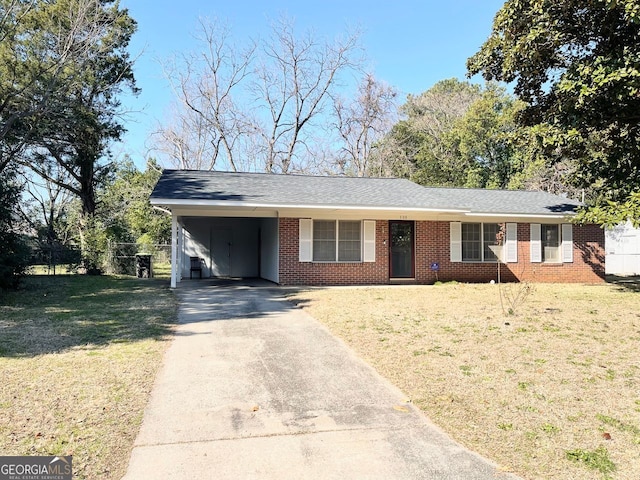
[151,170,581,215]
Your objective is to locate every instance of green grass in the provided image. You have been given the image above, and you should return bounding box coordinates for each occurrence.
[27,261,172,280]
[566,447,616,477]
[541,423,560,434]
[28,264,78,275]
[597,414,640,442]
[0,275,177,479]
[0,275,173,356]
[152,262,172,279]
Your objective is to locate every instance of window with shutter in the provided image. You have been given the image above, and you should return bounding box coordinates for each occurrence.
[338,221,361,261]
[302,220,364,262]
[531,223,573,263]
[313,220,337,261]
[482,223,500,261]
[454,222,503,262]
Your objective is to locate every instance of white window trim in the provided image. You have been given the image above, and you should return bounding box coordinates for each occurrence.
[460,222,504,263]
[530,223,573,264]
[298,219,376,263]
[451,222,518,264]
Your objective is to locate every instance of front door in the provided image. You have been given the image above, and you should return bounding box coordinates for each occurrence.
[389,221,415,278]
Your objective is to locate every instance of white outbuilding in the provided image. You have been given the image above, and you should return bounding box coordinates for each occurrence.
[605,221,640,275]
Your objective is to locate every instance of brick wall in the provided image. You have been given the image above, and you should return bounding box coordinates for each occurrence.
[413,221,520,284]
[416,221,604,284]
[504,223,605,283]
[278,218,605,285]
[279,218,388,285]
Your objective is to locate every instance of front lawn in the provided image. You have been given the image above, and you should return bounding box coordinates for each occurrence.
[288,281,640,480]
[0,275,176,479]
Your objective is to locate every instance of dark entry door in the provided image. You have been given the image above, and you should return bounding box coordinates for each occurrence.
[389,221,415,278]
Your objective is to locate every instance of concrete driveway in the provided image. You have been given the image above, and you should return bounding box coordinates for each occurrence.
[123,280,519,480]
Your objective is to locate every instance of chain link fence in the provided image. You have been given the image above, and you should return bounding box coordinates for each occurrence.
[105,242,172,276]
[28,242,172,277]
[29,244,82,275]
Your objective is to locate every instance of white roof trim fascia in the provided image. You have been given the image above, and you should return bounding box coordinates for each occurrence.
[464,212,575,219]
[151,199,577,217]
[150,198,470,214]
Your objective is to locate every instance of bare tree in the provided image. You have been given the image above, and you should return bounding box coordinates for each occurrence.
[155,18,255,171]
[252,17,361,173]
[151,104,218,170]
[153,15,362,173]
[333,74,397,176]
[402,79,481,161]
[367,135,416,179]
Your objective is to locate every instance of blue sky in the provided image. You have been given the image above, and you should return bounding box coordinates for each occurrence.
[117,0,506,167]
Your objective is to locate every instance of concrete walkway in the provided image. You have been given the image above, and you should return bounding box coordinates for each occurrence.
[123,280,519,480]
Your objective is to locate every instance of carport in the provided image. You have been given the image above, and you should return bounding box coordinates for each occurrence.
[150,171,284,288]
[176,215,279,285]
[163,213,279,288]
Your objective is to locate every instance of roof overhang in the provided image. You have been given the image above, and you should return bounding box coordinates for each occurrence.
[151,198,574,223]
[151,198,472,220]
[463,212,575,222]
[150,198,468,213]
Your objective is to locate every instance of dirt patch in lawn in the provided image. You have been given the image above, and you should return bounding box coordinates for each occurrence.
[288,282,640,480]
[0,275,176,479]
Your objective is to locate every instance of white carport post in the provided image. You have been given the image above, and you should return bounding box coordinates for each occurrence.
[170,214,179,288]
[177,224,183,283]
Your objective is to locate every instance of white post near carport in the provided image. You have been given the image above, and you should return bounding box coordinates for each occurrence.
[170,214,178,288]
[177,224,183,284]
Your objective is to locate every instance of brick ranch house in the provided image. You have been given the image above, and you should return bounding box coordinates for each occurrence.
[150,170,605,288]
